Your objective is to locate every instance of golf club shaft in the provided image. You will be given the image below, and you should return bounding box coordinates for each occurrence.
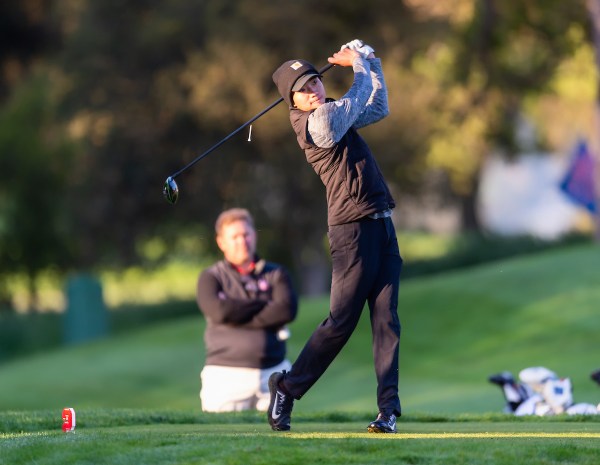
[169,62,334,180]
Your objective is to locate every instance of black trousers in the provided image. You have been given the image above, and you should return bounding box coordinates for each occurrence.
[283,216,402,415]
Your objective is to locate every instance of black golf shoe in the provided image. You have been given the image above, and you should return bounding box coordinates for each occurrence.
[591,369,600,386]
[267,371,294,431]
[367,412,397,433]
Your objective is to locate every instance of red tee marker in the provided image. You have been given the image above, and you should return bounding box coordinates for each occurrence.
[62,408,76,432]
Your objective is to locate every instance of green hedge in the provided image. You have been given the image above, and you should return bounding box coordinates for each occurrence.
[0,300,198,364]
[0,233,592,364]
[402,232,591,279]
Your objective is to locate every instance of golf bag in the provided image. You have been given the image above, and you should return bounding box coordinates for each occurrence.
[487,371,530,413]
[591,368,600,386]
[488,366,599,416]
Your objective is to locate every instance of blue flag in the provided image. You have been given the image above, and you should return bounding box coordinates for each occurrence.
[560,140,597,213]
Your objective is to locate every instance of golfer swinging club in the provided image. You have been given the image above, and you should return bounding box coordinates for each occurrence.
[268,39,402,433]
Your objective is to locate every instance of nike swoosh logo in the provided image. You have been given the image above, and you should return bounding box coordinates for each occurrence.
[271,392,281,420]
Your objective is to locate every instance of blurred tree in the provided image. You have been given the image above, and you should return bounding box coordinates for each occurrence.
[56,0,211,268]
[0,73,74,310]
[439,0,589,229]
[586,0,600,239]
[53,0,438,293]
[0,0,60,102]
[0,0,63,310]
[1,0,598,306]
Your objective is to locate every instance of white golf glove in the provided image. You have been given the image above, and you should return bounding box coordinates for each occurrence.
[340,39,374,58]
[341,39,364,51]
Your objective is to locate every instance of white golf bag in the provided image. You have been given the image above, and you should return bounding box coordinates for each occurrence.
[491,366,599,416]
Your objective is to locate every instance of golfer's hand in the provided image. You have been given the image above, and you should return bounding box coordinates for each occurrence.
[356,43,375,58]
[328,48,361,67]
[340,39,364,52]
[340,39,375,59]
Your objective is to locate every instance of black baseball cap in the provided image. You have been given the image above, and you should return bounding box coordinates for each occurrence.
[272,59,321,108]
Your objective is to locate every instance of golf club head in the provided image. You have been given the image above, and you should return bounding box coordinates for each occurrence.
[163,176,179,204]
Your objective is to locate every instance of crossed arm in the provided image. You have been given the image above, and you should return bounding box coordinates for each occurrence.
[196,269,298,329]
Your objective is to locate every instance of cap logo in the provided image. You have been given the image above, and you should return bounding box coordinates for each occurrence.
[290,61,303,70]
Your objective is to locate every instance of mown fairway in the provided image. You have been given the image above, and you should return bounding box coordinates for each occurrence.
[2,410,600,465]
[1,244,600,463]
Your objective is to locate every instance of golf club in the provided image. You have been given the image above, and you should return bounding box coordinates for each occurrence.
[163,62,335,204]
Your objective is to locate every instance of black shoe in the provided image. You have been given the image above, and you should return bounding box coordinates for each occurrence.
[367,412,397,433]
[267,371,294,431]
[591,369,600,386]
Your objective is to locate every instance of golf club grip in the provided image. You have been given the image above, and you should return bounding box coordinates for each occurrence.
[169,62,336,180]
[318,63,335,74]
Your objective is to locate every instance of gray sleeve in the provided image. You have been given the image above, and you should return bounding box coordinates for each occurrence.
[307,57,374,148]
[308,58,389,147]
[352,58,389,129]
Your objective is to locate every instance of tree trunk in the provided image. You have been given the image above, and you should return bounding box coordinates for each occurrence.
[586,0,600,240]
[460,174,482,232]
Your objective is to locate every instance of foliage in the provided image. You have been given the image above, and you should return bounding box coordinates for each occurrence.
[0,1,60,101]
[0,312,62,364]
[402,231,592,279]
[426,0,591,227]
[0,72,75,308]
[0,0,598,305]
[0,299,198,365]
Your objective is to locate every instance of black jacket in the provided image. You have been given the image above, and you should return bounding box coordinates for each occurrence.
[196,258,297,368]
[290,107,395,225]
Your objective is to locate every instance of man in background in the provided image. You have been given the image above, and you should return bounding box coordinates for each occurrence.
[196,208,298,412]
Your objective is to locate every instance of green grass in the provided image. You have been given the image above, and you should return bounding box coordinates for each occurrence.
[1,243,600,463]
[1,411,600,465]
[1,243,600,413]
